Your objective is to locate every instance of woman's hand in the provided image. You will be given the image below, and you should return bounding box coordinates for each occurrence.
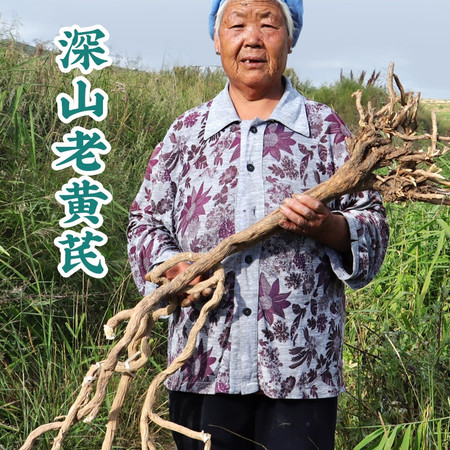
[163,262,212,308]
[279,194,351,254]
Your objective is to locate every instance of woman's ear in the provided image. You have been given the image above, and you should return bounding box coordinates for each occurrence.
[214,33,221,55]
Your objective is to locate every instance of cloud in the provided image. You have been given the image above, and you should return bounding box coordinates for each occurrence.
[1,0,448,98]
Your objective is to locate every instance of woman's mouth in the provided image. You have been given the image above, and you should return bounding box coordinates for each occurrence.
[241,58,266,65]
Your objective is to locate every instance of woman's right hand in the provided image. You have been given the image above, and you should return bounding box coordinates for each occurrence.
[163,262,212,307]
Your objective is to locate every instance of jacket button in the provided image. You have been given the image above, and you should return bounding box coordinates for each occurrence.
[245,255,253,264]
[243,308,252,316]
[250,126,257,133]
[247,163,255,172]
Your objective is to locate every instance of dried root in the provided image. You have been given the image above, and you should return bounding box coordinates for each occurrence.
[21,63,449,449]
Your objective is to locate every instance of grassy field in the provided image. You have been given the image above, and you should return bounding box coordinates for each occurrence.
[420,100,450,136]
[0,40,449,449]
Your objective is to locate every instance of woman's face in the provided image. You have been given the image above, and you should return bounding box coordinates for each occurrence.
[215,0,292,97]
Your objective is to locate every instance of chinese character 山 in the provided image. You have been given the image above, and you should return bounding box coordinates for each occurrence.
[57,76,108,123]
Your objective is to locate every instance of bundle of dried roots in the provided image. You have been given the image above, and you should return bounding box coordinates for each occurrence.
[21,63,449,450]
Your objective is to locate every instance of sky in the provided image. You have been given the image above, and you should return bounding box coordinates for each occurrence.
[1,0,449,99]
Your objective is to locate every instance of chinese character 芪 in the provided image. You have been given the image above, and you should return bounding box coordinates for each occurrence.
[55,25,112,74]
[54,228,108,278]
[57,76,108,123]
[51,126,111,175]
[55,176,112,228]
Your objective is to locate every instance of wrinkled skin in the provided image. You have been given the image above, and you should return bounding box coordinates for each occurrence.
[215,0,292,103]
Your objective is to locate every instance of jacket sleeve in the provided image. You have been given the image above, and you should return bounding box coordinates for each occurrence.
[320,108,390,290]
[326,190,390,290]
[127,133,182,296]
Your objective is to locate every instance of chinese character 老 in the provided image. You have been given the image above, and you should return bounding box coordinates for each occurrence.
[51,126,111,175]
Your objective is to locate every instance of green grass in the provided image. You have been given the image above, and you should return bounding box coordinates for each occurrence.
[337,202,450,449]
[419,100,450,136]
[0,289,172,449]
[0,39,449,449]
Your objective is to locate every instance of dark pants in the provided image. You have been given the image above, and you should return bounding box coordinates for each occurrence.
[169,390,338,449]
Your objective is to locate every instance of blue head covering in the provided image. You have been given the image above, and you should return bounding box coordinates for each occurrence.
[208,0,303,47]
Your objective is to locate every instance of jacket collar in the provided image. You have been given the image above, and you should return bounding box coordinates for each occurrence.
[204,76,311,140]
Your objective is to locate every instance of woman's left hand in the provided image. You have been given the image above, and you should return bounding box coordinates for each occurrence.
[279,194,332,236]
[279,194,351,254]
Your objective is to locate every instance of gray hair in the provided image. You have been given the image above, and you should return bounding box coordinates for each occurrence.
[214,0,295,42]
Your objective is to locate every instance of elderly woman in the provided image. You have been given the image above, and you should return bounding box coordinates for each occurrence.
[128,0,389,448]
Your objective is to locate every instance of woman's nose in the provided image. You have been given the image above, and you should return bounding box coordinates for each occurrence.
[243,24,263,47]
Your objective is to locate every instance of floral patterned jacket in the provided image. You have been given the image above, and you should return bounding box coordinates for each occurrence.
[127,77,389,399]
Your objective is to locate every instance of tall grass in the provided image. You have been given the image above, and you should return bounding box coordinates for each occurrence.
[1,39,448,449]
[337,200,449,449]
[418,101,450,137]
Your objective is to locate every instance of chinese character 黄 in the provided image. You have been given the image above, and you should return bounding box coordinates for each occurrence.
[55,176,112,228]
